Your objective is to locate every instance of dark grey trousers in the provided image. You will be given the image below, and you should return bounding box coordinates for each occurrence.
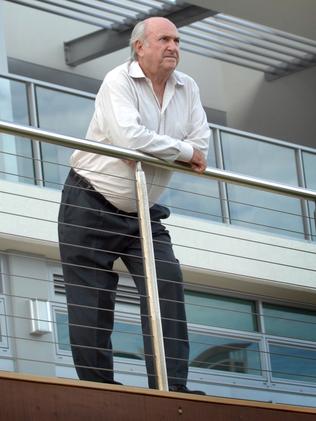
[58,168,189,388]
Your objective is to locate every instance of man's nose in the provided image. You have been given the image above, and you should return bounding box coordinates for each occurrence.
[167,40,179,51]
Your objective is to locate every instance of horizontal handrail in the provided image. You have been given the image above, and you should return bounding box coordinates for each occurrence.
[1,120,316,201]
[0,71,97,98]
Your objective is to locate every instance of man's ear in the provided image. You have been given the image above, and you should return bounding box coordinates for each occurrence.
[134,40,144,58]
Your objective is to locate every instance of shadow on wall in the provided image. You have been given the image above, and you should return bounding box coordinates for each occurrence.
[225,65,316,149]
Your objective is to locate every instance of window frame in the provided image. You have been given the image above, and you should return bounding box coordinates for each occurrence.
[48,266,316,395]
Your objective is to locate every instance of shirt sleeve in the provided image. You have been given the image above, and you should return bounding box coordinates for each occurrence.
[94,72,194,163]
[182,80,210,160]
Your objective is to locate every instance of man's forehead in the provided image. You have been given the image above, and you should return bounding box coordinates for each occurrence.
[145,18,178,36]
[147,27,179,39]
[154,30,179,38]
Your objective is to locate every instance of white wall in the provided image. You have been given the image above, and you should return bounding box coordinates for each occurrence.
[222,63,316,148]
[6,251,56,376]
[0,178,315,305]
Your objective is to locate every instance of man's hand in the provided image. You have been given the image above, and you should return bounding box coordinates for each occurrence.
[189,148,207,173]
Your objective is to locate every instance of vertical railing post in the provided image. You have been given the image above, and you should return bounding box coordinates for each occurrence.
[26,82,44,187]
[135,161,169,391]
[213,128,230,224]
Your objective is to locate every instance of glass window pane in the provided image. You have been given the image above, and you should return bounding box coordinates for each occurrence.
[189,332,261,376]
[302,152,316,241]
[186,291,258,332]
[0,77,34,183]
[221,132,304,239]
[270,344,316,384]
[36,87,94,189]
[55,313,144,360]
[112,321,144,360]
[159,135,222,222]
[56,311,71,351]
[0,299,7,348]
[263,303,316,342]
[226,186,304,238]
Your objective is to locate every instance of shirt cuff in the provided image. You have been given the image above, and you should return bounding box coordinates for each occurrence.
[177,142,194,162]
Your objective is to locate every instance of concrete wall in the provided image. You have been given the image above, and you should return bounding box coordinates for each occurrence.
[222,63,316,148]
[0,178,315,304]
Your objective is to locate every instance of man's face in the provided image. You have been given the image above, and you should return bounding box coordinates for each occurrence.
[136,19,180,77]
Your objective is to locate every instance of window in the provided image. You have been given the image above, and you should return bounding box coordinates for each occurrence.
[185,290,316,388]
[189,332,261,376]
[35,86,95,189]
[263,303,316,342]
[53,308,143,360]
[186,291,258,332]
[159,138,222,222]
[186,291,262,379]
[269,344,316,384]
[0,77,34,184]
[0,298,9,350]
[112,321,143,360]
[52,286,316,390]
[221,132,304,239]
[0,257,9,351]
[263,302,316,385]
[54,310,71,353]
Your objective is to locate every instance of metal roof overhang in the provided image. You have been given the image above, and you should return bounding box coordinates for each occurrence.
[6,0,316,80]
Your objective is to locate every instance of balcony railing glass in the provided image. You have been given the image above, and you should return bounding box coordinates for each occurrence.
[302,152,316,240]
[0,77,34,183]
[0,73,315,244]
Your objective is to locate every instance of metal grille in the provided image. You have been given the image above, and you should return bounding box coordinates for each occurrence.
[53,273,66,295]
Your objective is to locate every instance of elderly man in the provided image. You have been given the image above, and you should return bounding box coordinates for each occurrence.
[58,16,210,394]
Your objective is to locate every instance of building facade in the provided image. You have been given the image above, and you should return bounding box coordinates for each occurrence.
[0,0,316,407]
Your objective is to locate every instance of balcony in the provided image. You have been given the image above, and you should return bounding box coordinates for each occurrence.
[0,73,316,414]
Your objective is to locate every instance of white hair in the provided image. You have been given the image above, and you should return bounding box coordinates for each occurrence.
[129,20,147,61]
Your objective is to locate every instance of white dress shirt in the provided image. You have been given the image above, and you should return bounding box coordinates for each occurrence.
[71,61,210,212]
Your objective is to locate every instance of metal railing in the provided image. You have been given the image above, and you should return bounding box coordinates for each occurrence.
[2,72,316,241]
[1,120,316,201]
[1,119,316,393]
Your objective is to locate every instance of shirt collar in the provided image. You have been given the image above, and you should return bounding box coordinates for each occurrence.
[128,61,185,87]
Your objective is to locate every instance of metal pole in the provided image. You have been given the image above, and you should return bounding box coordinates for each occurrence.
[26,82,44,187]
[134,161,169,391]
[213,127,230,224]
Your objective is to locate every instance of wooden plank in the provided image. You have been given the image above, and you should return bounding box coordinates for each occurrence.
[0,371,315,421]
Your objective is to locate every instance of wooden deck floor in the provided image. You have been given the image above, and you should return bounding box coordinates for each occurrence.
[0,371,315,420]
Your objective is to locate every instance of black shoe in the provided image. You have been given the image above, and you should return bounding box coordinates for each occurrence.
[104,380,123,385]
[169,384,206,395]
